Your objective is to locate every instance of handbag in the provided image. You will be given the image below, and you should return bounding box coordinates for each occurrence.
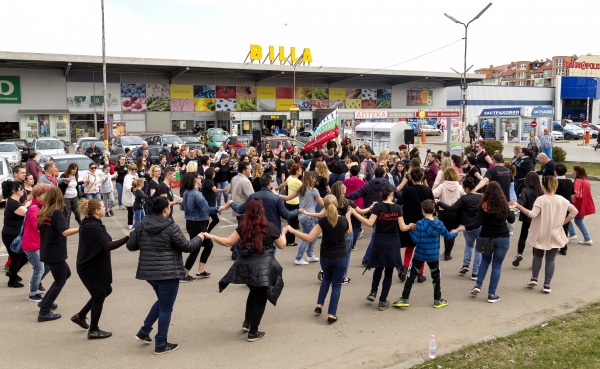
[9,207,31,254]
[476,237,495,254]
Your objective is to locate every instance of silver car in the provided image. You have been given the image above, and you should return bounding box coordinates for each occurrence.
[296,131,314,143]
[53,154,95,179]
[0,157,13,204]
[0,142,22,167]
[32,137,66,157]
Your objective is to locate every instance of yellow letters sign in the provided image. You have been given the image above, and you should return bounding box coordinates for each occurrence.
[249,44,313,64]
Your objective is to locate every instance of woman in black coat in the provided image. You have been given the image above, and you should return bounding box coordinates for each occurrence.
[514,148,534,196]
[71,198,130,339]
[203,198,286,342]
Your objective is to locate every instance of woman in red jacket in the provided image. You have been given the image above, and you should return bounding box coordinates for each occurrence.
[569,165,595,245]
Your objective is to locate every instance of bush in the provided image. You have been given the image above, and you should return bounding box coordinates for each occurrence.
[553,146,567,163]
[465,139,504,156]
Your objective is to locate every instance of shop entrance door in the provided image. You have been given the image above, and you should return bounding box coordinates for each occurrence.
[261,115,286,135]
[0,122,19,141]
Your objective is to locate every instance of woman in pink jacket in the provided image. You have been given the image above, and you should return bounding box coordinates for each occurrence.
[569,165,595,245]
[433,167,465,261]
[22,183,53,302]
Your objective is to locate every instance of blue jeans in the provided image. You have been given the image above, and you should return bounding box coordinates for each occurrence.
[463,228,482,275]
[363,225,376,262]
[25,250,49,296]
[318,257,348,316]
[351,217,362,250]
[139,279,180,348]
[542,146,552,160]
[476,237,510,296]
[297,219,317,260]
[570,217,591,241]
[133,209,146,227]
[116,182,123,206]
[343,233,353,279]
[85,193,101,200]
[216,181,229,207]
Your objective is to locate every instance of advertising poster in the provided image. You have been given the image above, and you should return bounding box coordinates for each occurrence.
[170,84,193,98]
[38,115,50,137]
[257,86,275,99]
[329,88,345,100]
[362,100,376,109]
[450,118,462,150]
[236,86,256,98]
[276,87,294,99]
[312,99,329,110]
[346,99,361,109]
[329,100,345,109]
[377,89,391,109]
[236,86,256,111]
[276,99,294,111]
[147,84,171,111]
[216,86,236,98]
[121,83,147,112]
[295,99,312,111]
[194,85,216,98]
[171,98,194,112]
[343,118,354,137]
[215,98,236,111]
[361,89,376,101]
[257,99,276,111]
[407,89,433,106]
[194,98,216,111]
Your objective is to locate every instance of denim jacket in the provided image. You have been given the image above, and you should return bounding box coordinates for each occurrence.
[183,188,219,221]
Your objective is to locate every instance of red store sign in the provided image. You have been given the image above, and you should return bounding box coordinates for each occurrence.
[414,111,460,118]
[564,61,600,70]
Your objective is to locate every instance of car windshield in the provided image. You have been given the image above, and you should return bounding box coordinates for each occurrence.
[162,136,184,144]
[53,156,94,173]
[212,135,227,141]
[0,143,16,152]
[36,140,63,150]
[181,136,200,142]
[7,140,26,149]
[81,140,105,149]
[564,124,581,130]
[208,128,225,135]
[122,136,144,145]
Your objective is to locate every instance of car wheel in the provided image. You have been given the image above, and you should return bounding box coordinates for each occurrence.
[436,131,441,136]
[564,133,571,140]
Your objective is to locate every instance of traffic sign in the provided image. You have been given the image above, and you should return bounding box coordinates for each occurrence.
[582,120,589,128]
[530,121,537,128]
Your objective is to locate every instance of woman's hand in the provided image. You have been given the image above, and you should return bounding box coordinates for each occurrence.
[220,200,233,210]
[299,208,306,214]
[200,232,211,240]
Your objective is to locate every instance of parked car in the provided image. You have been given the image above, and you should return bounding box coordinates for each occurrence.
[552,121,584,140]
[551,131,564,140]
[110,135,144,155]
[224,135,252,150]
[416,124,442,136]
[574,122,600,138]
[76,137,109,164]
[0,158,13,204]
[0,142,21,167]
[200,128,229,152]
[266,137,305,151]
[53,154,95,178]
[179,135,207,153]
[31,137,66,157]
[296,131,313,143]
[4,139,30,161]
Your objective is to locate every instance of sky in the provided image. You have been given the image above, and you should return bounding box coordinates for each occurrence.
[1,0,597,74]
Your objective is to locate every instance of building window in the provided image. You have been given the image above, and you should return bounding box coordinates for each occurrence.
[555,59,563,66]
[519,64,527,70]
[518,72,527,79]
[518,81,526,86]
[556,68,565,76]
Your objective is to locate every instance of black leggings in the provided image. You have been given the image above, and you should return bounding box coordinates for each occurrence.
[245,286,268,333]
[40,261,71,314]
[438,211,459,257]
[126,207,133,226]
[517,221,532,255]
[79,285,113,331]
[2,232,27,283]
[402,258,441,301]
[207,213,219,233]
[184,220,213,270]
[285,203,299,244]
[371,266,394,303]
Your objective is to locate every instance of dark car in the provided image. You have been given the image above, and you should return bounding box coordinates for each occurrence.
[179,135,207,153]
[110,135,144,155]
[4,139,30,161]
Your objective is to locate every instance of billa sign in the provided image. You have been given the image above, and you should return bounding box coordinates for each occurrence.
[248,45,313,64]
[0,76,21,104]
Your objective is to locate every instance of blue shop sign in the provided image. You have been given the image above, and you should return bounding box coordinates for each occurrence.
[531,107,554,116]
[479,108,521,117]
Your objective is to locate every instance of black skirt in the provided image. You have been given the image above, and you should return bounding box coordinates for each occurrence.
[367,232,402,269]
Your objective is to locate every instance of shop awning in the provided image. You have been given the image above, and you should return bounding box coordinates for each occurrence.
[18,110,70,114]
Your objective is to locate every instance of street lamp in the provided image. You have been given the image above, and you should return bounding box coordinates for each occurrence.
[444,2,492,151]
[101,0,109,154]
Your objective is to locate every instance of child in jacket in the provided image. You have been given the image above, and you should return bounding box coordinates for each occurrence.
[393,199,458,309]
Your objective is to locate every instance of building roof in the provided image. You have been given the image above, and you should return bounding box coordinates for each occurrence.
[0,51,484,86]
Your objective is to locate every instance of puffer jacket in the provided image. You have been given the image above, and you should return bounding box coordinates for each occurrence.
[218,246,284,306]
[126,214,201,280]
[345,177,398,208]
[517,187,540,223]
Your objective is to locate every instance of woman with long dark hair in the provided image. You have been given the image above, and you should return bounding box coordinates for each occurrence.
[115,155,128,209]
[351,184,414,311]
[2,180,30,287]
[204,199,286,341]
[286,195,352,323]
[203,167,226,233]
[511,176,578,293]
[71,198,129,339]
[180,171,230,281]
[453,182,515,303]
[511,171,543,267]
[37,187,79,321]
[391,161,406,187]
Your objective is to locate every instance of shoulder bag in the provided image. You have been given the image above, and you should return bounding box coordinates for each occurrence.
[475,237,495,254]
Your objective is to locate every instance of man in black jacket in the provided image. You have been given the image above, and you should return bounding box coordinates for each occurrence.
[536,153,556,177]
[85,142,103,164]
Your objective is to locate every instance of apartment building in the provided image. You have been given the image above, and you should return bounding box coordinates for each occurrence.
[476,55,578,86]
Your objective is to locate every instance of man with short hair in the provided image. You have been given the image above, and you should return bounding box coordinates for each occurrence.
[136,141,148,159]
[238,141,249,156]
[363,140,375,155]
[231,174,297,232]
[536,153,556,177]
[38,163,67,187]
[474,154,513,201]
[227,162,254,259]
[12,165,28,203]
[424,151,439,188]
[85,142,103,164]
[158,167,183,218]
[159,144,171,165]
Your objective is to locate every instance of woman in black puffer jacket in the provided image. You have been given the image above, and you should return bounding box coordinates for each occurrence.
[204,198,286,342]
[126,197,203,355]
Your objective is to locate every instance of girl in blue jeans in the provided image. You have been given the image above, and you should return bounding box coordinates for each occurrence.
[132,179,147,227]
[454,182,515,303]
[287,195,352,323]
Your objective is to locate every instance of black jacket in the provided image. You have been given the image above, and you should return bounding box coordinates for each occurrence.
[126,214,201,280]
[517,187,540,223]
[514,156,533,181]
[345,177,399,209]
[438,193,482,226]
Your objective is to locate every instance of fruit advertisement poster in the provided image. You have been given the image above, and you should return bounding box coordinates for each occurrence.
[146,84,170,111]
[407,89,433,106]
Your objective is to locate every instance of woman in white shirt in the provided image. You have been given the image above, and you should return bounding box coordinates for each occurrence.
[60,163,82,226]
[122,163,139,229]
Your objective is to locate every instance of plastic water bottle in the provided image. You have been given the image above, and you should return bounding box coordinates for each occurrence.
[428,335,437,359]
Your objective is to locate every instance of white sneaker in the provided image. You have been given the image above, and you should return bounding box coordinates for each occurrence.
[568,235,577,241]
[294,259,309,265]
[128,225,133,230]
[306,255,320,262]
[120,205,126,210]
[358,229,364,239]
[317,233,322,238]
[578,240,593,245]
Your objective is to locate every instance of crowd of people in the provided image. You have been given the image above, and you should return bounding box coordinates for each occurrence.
[1,135,596,353]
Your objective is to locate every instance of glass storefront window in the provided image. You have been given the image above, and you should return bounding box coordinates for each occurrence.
[500,118,519,141]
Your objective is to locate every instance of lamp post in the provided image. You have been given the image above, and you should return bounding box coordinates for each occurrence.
[101,0,109,154]
[444,2,492,152]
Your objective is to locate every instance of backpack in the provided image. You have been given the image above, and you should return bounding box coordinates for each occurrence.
[361,159,375,181]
